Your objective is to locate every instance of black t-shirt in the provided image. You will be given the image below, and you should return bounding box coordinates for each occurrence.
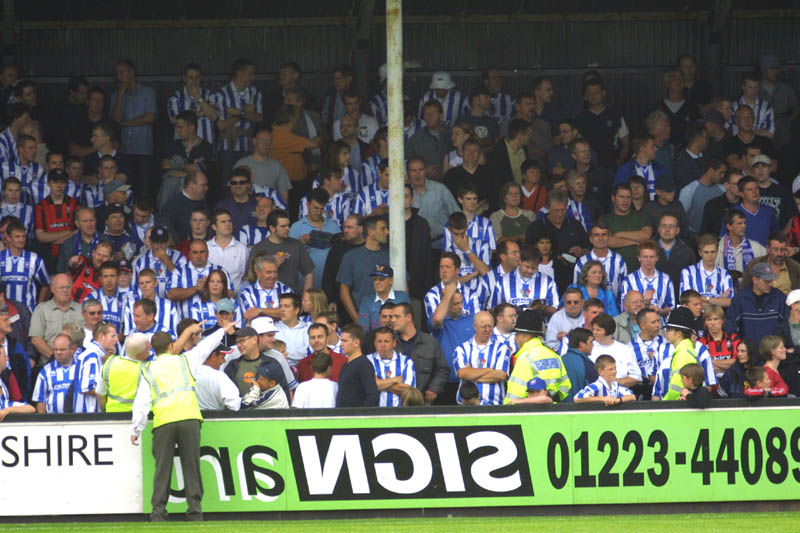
[443,164,493,208]
[722,134,776,159]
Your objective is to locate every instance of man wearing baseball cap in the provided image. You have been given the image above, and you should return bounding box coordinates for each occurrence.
[132,225,186,298]
[195,344,241,411]
[749,154,797,229]
[357,265,410,330]
[725,261,788,344]
[504,310,571,404]
[240,358,289,410]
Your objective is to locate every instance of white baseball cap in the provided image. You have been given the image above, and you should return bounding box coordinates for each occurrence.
[251,316,278,334]
[429,71,456,90]
[752,154,771,166]
[787,289,800,307]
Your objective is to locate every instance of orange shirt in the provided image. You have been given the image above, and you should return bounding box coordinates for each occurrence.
[270,125,309,181]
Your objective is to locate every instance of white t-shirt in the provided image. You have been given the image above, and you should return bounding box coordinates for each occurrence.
[291,377,338,408]
[590,339,643,382]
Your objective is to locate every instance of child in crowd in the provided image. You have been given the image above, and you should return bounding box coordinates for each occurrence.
[459,381,480,405]
[291,352,338,408]
[401,387,425,406]
[575,355,636,405]
[274,339,296,378]
[744,366,771,399]
[679,363,712,408]
[507,377,553,405]
[241,360,289,410]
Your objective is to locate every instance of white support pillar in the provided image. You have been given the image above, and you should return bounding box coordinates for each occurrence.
[386,0,406,291]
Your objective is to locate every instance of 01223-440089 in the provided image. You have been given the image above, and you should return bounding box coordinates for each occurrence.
[544,426,800,490]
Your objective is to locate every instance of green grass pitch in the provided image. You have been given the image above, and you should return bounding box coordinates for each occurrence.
[4,513,799,532]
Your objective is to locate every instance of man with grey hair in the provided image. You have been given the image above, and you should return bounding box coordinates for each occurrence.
[80,298,104,350]
[613,290,645,344]
[238,254,294,322]
[644,109,675,174]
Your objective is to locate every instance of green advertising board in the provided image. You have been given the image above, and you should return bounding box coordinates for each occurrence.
[141,406,800,513]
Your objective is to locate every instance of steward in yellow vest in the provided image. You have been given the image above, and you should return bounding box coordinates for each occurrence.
[504,310,571,404]
[662,307,699,401]
[99,332,152,412]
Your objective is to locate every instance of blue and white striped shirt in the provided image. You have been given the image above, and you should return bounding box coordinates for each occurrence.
[404,118,423,141]
[567,199,593,232]
[0,249,49,309]
[88,287,128,333]
[492,327,517,355]
[453,338,510,405]
[575,376,633,400]
[74,341,105,413]
[122,292,178,338]
[495,269,559,309]
[167,86,217,144]
[0,202,33,232]
[360,154,383,187]
[0,160,44,200]
[574,250,628,299]
[369,89,389,126]
[237,281,294,314]
[731,96,775,135]
[0,128,18,166]
[629,333,668,378]
[133,249,187,298]
[424,282,485,324]
[313,166,364,195]
[214,81,263,152]
[299,191,352,226]
[418,89,467,128]
[481,265,513,309]
[32,358,78,413]
[444,215,497,251]
[81,183,104,209]
[367,351,416,407]
[0,379,27,410]
[488,92,515,123]
[353,182,389,215]
[238,224,270,247]
[189,298,243,331]
[441,231,492,292]
[252,184,288,210]
[620,269,674,311]
[680,261,734,299]
[167,262,231,318]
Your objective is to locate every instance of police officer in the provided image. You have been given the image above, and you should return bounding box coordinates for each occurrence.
[97,332,150,412]
[130,318,234,522]
[504,310,571,404]
[661,306,699,401]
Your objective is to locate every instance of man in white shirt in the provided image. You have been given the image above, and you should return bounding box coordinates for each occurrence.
[195,344,241,411]
[545,287,585,350]
[291,352,338,408]
[274,293,310,365]
[206,209,248,292]
[333,89,379,145]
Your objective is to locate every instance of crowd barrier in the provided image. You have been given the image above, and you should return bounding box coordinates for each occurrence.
[2,401,799,517]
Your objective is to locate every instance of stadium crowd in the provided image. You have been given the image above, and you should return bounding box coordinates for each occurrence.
[2,51,800,423]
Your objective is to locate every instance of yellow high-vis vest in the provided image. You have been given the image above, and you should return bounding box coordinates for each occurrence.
[663,338,698,401]
[140,353,202,428]
[504,337,571,404]
[101,354,142,412]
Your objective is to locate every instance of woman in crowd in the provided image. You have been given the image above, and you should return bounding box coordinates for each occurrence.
[699,304,740,378]
[760,335,790,397]
[570,260,619,316]
[490,182,534,243]
[719,338,761,398]
[442,122,473,173]
[300,288,329,324]
[189,269,242,330]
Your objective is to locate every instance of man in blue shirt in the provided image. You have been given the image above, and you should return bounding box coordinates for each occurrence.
[290,188,341,290]
[109,58,157,198]
[560,327,598,402]
[429,286,475,405]
[336,215,389,325]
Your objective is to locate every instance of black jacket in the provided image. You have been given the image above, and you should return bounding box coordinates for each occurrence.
[397,331,449,394]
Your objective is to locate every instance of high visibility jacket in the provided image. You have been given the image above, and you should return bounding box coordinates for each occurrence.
[664,338,698,401]
[101,354,141,413]
[504,337,571,403]
[140,353,201,428]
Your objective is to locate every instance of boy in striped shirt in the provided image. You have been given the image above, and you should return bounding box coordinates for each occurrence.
[367,327,415,407]
[453,311,510,405]
[167,63,218,145]
[680,234,734,307]
[89,261,127,334]
[731,73,775,138]
[441,212,491,292]
[354,159,389,216]
[574,354,635,405]
[493,246,559,315]
[620,241,674,318]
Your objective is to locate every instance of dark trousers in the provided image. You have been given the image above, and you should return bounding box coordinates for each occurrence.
[151,419,203,521]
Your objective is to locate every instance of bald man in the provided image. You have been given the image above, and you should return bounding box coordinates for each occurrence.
[452,311,511,405]
[29,273,84,363]
[613,290,645,344]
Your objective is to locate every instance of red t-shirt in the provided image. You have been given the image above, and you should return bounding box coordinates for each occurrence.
[34,195,79,258]
[699,332,740,361]
[296,349,348,383]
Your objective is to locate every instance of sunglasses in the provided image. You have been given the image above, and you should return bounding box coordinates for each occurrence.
[230,180,249,186]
